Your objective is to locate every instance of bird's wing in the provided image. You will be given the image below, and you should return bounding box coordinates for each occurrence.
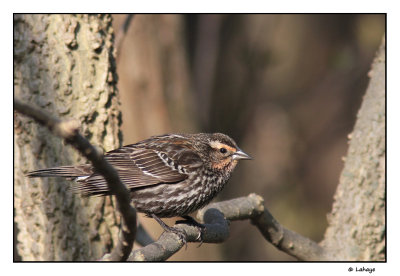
[110,147,189,186]
[76,143,203,195]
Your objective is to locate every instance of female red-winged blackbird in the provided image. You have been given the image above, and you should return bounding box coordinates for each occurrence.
[27,133,251,242]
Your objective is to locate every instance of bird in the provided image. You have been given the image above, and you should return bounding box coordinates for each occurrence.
[27,133,251,244]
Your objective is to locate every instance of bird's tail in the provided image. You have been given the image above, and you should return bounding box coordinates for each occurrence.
[26,165,92,179]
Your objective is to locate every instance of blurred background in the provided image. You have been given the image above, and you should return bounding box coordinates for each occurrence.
[112,14,385,261]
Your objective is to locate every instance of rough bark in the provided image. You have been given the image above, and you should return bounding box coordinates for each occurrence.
[321,38,386,261]
[14,14,122,261]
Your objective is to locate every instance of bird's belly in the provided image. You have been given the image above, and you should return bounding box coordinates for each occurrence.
[130,174,226,218]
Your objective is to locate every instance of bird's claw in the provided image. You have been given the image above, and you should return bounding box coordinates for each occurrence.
[176,216,207,247]
[167,227,188,249]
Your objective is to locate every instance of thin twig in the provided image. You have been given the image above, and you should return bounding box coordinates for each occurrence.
[14,98,137,261]
[115,14,134,62]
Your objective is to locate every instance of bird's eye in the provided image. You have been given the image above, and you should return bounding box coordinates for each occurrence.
[219,148,227,154]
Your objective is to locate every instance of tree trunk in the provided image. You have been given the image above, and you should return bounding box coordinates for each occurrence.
[321,38,385,261]
[14,14,121,261]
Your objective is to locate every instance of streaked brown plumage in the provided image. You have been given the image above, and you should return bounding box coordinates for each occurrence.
[27,133,251,242]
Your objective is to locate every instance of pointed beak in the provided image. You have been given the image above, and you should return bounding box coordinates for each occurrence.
[233,149,252,160]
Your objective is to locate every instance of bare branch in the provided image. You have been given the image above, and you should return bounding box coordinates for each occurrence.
[129,193,326,261]
[201,194,328,261]
[14,98,137,261]
[128,208,229,261]
[248,198,328,261]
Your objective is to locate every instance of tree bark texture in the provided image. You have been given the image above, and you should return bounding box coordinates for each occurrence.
[321,38,385,261]
[14,14,122,261]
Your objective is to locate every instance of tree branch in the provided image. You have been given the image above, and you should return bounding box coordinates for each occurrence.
[128,208,229,261]
[14,98,137,261]
[247,196,329,261]
[129,193,326,261]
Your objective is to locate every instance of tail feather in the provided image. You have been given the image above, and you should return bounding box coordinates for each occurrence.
[26,165,93,178]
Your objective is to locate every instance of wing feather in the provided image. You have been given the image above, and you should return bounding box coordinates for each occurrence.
[82,147,191,193]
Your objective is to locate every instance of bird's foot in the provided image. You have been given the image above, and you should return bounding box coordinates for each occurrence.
[151,214,188,249]
[176,215,207,247]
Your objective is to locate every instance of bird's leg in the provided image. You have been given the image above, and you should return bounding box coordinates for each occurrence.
[151,214,188,248]
[176,215,206,247]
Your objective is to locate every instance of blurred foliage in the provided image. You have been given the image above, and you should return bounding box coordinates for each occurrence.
[113,14,384,261]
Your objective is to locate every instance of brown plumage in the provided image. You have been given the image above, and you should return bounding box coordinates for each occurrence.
[27,133,251,242]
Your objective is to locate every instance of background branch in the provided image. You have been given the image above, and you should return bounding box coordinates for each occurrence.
[114,14,134,62]
[136,223,155,247]
[14,98,137,261]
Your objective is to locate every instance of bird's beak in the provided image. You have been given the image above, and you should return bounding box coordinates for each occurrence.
[233,149,252,160]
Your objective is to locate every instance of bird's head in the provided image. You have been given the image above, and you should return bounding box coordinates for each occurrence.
[194,133,252,174]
